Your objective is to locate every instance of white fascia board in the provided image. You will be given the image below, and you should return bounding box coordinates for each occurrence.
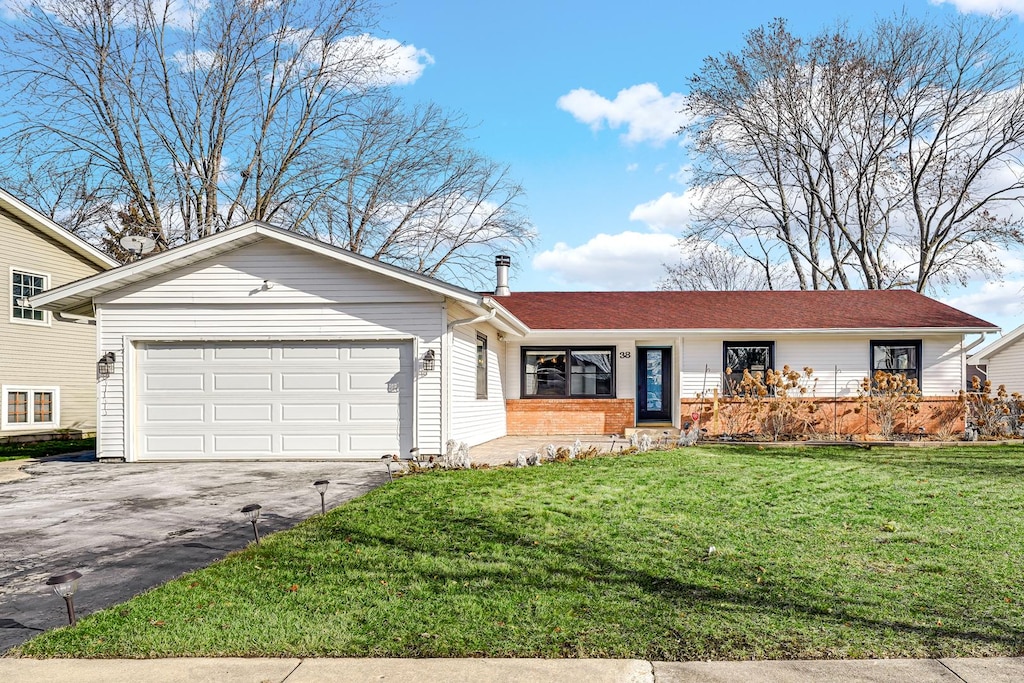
[971,323,1024,362]
[0,187,119,269]
[519,327,1000,339]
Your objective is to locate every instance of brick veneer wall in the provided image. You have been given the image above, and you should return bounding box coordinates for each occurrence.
[505,399,634,436]
[680,397,965,438]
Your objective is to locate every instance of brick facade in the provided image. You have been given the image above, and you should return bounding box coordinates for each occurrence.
[680,396,965,438]
[505,399,634,436]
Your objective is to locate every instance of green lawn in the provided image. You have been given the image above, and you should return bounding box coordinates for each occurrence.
[15,444,1024,660]
[0,438,95,462]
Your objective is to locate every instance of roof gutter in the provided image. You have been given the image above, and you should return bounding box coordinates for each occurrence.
[962,333,988,355]
[447,304,497,331]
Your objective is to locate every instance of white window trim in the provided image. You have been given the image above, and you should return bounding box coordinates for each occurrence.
[9,267,51,327]
[2,385,60,431]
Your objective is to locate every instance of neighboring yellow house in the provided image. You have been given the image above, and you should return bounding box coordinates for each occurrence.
[0,189,119,441]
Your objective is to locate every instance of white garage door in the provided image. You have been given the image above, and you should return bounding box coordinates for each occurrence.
[135,341,413,460]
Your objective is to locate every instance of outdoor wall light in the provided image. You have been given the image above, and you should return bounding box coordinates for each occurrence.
[45,570,82,625]
[313,480,329,515]
[421,349,436,372]
[97,351,116,378]
[241,504,262,544]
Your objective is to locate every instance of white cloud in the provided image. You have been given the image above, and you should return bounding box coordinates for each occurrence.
[173,48,218,72]
[625,163,639,172]
[943,279,1024,321]
[330,35,434,87]
[930,0,1024,18]
[532,231,679,289]
[628,190,699,231]
[556,83,688,146]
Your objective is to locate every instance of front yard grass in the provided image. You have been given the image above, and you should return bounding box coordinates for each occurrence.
[0,438,95,462]
[14,444,1024,660]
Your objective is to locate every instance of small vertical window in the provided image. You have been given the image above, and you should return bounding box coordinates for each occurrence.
[7,391,27,424]
[476,333,488,399]
[34,392,53,423]
[11,270,47,323]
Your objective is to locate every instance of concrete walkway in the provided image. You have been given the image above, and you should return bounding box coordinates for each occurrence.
[1,656,1022,682]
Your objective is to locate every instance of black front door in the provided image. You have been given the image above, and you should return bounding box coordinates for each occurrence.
[637,347,672,422]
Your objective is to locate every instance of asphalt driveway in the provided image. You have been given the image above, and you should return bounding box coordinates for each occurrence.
[0,453,387,652]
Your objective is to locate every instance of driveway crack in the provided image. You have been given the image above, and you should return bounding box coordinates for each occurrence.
[937,658,969,682]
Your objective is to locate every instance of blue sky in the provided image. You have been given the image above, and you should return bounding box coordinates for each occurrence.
[376,0,1024,343]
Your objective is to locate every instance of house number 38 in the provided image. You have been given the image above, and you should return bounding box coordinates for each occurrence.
[619,351,631,358]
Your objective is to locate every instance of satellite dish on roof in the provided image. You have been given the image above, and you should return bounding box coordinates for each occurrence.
[119,235,157,258]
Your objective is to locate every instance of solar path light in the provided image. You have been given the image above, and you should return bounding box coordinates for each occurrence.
[45,570,82,625]
[241,503,262,544]
[314,480,329,515]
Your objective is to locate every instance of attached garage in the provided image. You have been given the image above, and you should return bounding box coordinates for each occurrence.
[135,340,412,460]
[26,222,525,462]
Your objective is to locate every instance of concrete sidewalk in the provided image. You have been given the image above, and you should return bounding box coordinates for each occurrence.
[1,656,1022,682]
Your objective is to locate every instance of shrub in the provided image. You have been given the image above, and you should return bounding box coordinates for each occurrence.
[730,365,819,440]
[856,371,921,439]
[961,377,1024,438]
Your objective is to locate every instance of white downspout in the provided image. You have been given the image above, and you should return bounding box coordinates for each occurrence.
[54,311,96,325]
[446,307,497,332]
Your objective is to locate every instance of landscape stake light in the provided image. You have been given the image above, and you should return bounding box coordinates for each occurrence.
[45,570,82,626]
[314,480,329,515]
[241,503,262,544]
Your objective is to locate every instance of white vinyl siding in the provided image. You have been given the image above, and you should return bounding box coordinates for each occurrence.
[135,341,411,460]
[984,340,1024,395]
[510,332,966,403]
[95,240,445,461]
[0,207,106,435]
[449,309,506,446]
[679,333,965,399]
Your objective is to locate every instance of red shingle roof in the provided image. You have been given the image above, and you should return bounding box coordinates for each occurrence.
[495,290,996,331]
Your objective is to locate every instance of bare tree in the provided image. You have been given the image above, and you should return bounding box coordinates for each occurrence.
[683,14,1024,292]
[0,0,533,285]
[658,238,790,290]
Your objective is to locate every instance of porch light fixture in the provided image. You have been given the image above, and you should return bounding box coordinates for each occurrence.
[97,351,116,378]
[241,504,262,544]
[313,480,329,515]
[45,570,82,626]
[421,349,436,372]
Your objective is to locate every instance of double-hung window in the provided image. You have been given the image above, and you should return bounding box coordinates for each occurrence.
[522,347,614,398]
[11,269,48,324]
[476,333,488,399]
[723,341,774,394]
[870,340,922,386]
[2,386,59,430]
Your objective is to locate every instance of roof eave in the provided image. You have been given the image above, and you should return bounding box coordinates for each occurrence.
[518,326,1000,337]
[0,187,119,269]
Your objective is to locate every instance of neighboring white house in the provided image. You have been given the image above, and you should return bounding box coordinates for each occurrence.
[28,221,998,461]
[969,324,1024,395]
[0,188,119,441]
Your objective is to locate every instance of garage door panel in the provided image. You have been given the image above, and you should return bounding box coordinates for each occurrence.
[281,404,340,422]
[281,372,340,391]
[281,434,341,452]
[145,434,206,455]
[213,434,274,453]
[212,404,273,422]
[145,373,205,392]
[281,346,340,360]
[136,341,411,460]
[213,346,272,360]
[144,345,205,361]
[145,404,205,423]
[213,373,272,391]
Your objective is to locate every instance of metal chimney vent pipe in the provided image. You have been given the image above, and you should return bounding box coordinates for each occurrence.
[494,255,511,296]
